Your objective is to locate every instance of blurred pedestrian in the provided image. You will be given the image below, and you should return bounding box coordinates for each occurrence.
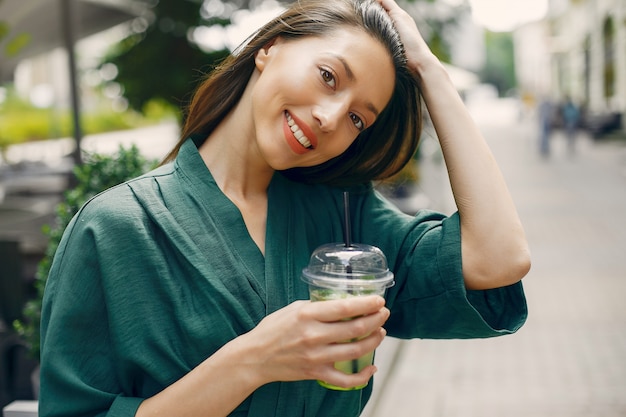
[39,0,531,416]
[538,97,553,157]
[561,96,580,154]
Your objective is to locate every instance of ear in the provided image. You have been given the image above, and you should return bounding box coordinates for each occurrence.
[254,38,280,71]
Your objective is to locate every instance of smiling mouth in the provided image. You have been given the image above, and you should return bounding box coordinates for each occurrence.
[285,111,313,149]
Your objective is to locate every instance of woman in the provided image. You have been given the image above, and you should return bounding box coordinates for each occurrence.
[39,0,531,416]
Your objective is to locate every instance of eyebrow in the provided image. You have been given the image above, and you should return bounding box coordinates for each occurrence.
[335,55,381,118]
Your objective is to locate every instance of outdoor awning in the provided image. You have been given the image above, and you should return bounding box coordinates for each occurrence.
[0,0,145,82]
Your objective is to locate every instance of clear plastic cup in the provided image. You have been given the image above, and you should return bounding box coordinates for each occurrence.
[301,242,395,390]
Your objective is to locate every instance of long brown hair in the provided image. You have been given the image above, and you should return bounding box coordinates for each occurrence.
[162,0,422,187]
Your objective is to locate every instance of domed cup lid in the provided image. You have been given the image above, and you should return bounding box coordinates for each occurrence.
[302,243,394,290]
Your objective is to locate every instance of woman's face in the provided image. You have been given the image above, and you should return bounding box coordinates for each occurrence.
[251,28,395,170]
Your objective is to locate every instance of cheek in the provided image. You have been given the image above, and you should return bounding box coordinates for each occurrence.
[252,69,310,119]
[250,80,283,138]
[251,73,277,112]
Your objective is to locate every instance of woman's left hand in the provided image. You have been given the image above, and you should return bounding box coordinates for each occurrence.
[375,0,440,74]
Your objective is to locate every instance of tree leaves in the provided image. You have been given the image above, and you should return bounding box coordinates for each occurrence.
[0,20,32,58]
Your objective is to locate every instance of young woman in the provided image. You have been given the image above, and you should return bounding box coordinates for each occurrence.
[39,0,531,416]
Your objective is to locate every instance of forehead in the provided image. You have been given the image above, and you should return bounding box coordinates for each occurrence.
[303,27,392,65]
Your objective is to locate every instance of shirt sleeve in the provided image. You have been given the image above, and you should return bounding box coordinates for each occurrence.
[354,189,528,340]
[40,195,145,417]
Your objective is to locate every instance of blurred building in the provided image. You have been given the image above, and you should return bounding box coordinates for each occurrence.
[513,0,626,136]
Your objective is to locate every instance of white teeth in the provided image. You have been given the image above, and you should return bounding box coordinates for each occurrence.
[286,112,312,149]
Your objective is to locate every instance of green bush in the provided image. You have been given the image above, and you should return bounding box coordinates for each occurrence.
[13,145,158,359]
[0,108,142,146]
[0,86,179,150]
[0,109,69,147]
[142,98,181,123]
[81,110,137,134]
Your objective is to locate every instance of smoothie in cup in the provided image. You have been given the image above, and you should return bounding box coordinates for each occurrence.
[301,242,395,390]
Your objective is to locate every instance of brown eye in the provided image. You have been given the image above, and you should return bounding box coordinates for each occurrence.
[320,69,336,88]
[350,113,364,131]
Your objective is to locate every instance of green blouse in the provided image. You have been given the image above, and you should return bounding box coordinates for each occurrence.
[40,138,527,417]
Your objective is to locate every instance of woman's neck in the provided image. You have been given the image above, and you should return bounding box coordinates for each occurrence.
[198,93,272,255]
[198,91,274,202]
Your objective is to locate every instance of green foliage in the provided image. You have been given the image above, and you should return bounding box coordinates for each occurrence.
[0,17,32,58]
[81,109,139,134]
[480,31,517,96]
[103,0,230,114]
[428,30,452,63]
[4,32,31,57]
[0,21,9,41]
[0,87,174,150]
[0,108,66,146]
[0,90,62,149]
[142,97,181,122]
[13,145,158,359]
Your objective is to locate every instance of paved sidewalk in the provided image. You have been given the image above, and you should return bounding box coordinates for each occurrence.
[363,103,626,417]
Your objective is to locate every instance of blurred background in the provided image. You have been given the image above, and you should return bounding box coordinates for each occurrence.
[1,0,625,415]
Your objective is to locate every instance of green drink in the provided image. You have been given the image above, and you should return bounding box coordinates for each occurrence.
[302,243,395,391]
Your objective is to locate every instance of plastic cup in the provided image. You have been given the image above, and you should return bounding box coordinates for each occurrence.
[301,242,395,390]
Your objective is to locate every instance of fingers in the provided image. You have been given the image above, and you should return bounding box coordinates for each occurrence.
[245,298,390,386]
[375,0,388,11]
[376,0,397,13]
[375,0,438,72]
[327,327,388,362]
[303,327,387,389]
[376,0,408,19]
[316,364,378,390]
[304,295,386,323]
[312,328,387,389]
[297,296,389,345]
[292,308,388,356]
[327,308,390,341]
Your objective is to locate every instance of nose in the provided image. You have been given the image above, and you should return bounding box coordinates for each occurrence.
[312,98,348,132]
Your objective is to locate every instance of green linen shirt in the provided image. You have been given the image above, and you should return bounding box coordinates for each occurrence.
[40,138,527,417]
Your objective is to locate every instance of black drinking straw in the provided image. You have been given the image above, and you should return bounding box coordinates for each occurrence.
[343,191,352,248]
[343,191,353,274]
[343,191,359,374]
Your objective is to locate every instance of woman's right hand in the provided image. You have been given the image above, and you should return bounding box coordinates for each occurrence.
[239,295,390,389]
[138,296,389,417]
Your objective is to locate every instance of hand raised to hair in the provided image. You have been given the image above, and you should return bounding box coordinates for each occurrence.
[376,0,441,74]
[377,0,531,291]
